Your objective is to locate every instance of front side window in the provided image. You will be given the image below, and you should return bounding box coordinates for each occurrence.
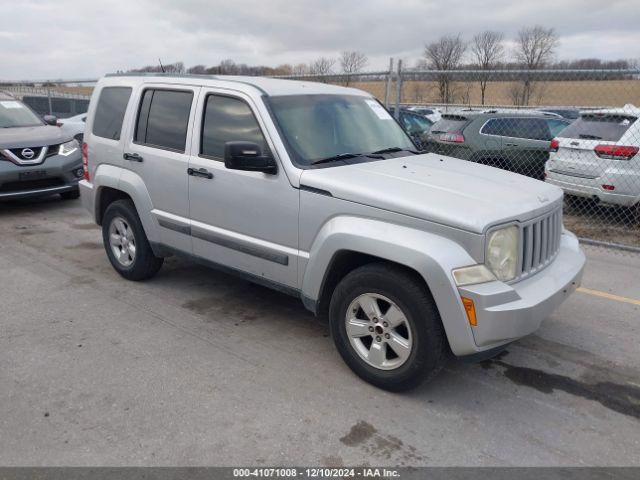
[200,95,267,159]
[135,89,193,152]
[0,98,43,128]
[267,94,415,166]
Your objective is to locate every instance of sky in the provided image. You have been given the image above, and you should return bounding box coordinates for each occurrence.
[1,0,639,81]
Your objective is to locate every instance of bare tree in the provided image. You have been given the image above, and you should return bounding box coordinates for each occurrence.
[514,26,559,105]
[292,63,310,76]
[309,57,336,81]
[187,64,207,75]
[424,34,466,103]
[471,31,504,105]
[340,51,368,86]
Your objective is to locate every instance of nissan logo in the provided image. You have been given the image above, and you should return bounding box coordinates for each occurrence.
[21,148,35,159]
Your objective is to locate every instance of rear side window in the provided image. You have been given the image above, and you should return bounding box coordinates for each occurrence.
[481,118,510,136]
[92,87,132,140]
[200,95,267,159]
[431,117,467,134]
[135,89,193,152]
[483,118,551,141]
[513,118,551,141]
[559,114,637,142]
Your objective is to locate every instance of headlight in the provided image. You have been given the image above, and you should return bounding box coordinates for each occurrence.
[453,265,496,286]
[486,225,519,282]
[58,139,79,156]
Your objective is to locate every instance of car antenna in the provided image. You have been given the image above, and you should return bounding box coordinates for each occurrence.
[158,58,166,73]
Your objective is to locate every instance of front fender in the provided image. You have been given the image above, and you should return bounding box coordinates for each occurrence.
[301,216,478,355]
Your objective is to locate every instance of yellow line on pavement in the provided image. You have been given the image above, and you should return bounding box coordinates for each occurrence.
[577,287,640,307]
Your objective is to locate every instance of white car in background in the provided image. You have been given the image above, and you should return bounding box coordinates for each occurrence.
[546,104,640,210]
[58,112,87,143]
[406,106,442,123]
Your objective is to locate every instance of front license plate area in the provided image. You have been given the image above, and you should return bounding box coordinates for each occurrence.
[18,170,47,181]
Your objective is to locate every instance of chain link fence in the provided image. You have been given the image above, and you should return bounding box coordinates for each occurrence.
[3,68,640,252]
[279,65,640,253]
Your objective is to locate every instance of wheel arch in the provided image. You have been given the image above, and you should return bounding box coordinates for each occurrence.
[300,216,479,355]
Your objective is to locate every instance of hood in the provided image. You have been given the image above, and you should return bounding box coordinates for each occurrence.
[0,125,72,149]
[300,153,563,234]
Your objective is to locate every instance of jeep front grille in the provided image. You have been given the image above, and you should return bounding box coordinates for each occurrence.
[518,206,563,281]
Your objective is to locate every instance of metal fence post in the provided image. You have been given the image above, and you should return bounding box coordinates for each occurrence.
[47,87,53,115]
[384,58,394,108]
[394,59,403,120]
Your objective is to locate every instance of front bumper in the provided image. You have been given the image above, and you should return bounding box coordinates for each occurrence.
[457,231,585,350]
[0,151,83,200]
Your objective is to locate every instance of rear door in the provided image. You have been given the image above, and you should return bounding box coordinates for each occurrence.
[550,113,638,179]
[477,117,507,164]
[500,117,551,179]
[123,85,200,253]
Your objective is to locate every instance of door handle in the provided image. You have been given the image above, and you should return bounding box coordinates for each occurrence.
[123,152,143,162]
[187,167,213,179]
[505,143,519,147]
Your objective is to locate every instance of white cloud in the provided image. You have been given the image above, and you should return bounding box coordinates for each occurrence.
[0,0,638,80]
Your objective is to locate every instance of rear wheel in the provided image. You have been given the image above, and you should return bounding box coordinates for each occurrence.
[329,263,447,391]
[102,199,163,281]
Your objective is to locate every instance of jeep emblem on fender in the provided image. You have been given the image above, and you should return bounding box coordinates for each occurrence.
[21,148,35,159]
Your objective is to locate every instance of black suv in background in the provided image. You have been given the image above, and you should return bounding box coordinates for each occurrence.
[422,112,570,179]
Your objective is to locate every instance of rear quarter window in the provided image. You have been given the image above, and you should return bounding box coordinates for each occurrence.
[92,86,132,140]
[559,114,637,142]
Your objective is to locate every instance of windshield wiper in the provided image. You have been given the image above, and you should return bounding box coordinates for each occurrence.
[370,147,419,155]
[579,134,602,140]
[311,152,365,165]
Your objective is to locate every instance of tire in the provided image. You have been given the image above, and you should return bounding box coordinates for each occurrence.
[329,263,447,391]
[102,199,163,281]
[60,188,80,200]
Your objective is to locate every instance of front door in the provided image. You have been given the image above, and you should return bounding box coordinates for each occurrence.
[187,90,299,290]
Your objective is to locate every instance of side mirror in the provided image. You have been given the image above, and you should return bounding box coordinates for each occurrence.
[224,141,277,174]
[43,115,58,126]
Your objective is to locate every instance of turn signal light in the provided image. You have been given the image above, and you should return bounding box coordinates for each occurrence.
[461,297,477,326]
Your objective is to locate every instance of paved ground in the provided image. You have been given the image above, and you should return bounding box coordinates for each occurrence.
[0,196,639,466]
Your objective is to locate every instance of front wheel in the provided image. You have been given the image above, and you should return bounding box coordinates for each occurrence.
[329,263,447,391]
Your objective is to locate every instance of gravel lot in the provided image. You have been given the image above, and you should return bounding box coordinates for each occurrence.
[0,196,639,466]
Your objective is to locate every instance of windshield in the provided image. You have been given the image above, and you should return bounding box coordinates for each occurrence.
[559,114,636,142]
[0,99,43,128]
[267,94,415,166]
